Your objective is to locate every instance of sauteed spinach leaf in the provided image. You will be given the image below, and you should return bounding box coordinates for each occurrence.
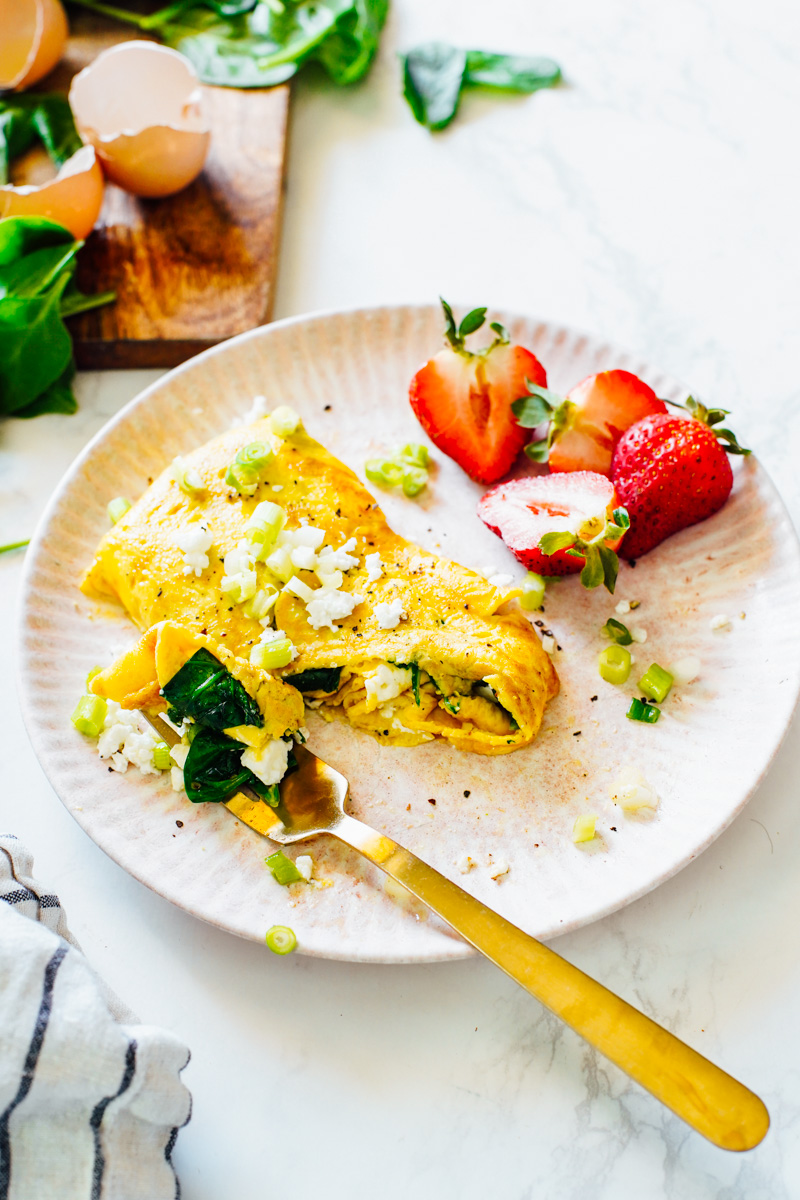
[163,648,264,729]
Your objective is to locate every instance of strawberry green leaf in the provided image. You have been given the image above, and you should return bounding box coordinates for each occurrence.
[458,307,487,337]
[612,507,630,530]
[440,296,459,348]
[598,543,619,594]
[539,530,575,555]
[580,545,604,590]
[489,321,510,343]
[714,427,751,456]
[524,438,550,463]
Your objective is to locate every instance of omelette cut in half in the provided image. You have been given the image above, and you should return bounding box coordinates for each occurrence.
[82,407,558,756]
[90,620,305,801]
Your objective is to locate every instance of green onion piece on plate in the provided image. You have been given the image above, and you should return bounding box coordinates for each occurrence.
[519,571,546,610]
[626,696,660,724]
[71,694,107,737]
[572,814,597,843]
[86,665,103,687]
[265,850,305,886]
[600,617,633,645]
[269,406,301,437]
[265,925,298,955]
[401,466,428,497]
[107,497,131,525]
[152,741,172,771]
[598,645,631,685]
[398,443,430,469]
[225,462,258,495]
[251,637,295,670]
[638,663,674,704]
[236,441,273,471]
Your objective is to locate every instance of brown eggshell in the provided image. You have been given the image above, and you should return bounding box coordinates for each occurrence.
[69,41,211,199]
[0,0,68,91]
[0,145,104,240]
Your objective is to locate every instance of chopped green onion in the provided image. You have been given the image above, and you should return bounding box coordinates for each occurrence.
[638,663,674,704]
[601,618,633,645]
[398,443,430,469]
[572,814,597,843]
[519,572,546,610]
[626,697,661,724]
[107,497,131,525]
[242,586,279,621]
[365,458,405,487]
[86,665,103,688]
[153,741,172,771]
[236,441,273,471]
[0,539,29,555]
[266,851,304,886]
[71,694,107,737]
[265,545,294,583]
[220,573,257,605]
[598,645,631,685]
[265,924,298,954]
[225,462,259,495]
[269,406,301,437]
[263,784,281,808]
[401,466,428,497]
[171,458,205,497]
[251,637,295,670]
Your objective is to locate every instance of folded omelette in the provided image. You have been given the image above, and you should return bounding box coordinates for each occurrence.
[82,411,558,756]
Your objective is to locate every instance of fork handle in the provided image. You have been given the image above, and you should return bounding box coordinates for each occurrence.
[331,812,768,1152]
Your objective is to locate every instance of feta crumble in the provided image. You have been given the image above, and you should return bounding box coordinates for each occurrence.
[97,701,160,775]
[630,626,648,643]
[488,573,514,588]
[364,664,413,708]
[457,855,476,874]
[610,766,659,816]
[489,859,510,880]
[668,655,701,685]
[176,523,213,577]
[317,537,359,570]
[364,552,383,583]
[710,613,730,631]
[375,599,407,630]
[306,588,364,631]
[241,738,290,787]
[615,599,631,615]
[295,855,314,882]
[541,634,556,654]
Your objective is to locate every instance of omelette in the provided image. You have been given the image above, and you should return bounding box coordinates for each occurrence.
[82,408,558,764]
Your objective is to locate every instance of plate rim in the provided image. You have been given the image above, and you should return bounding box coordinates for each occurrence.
[16,303,800,963]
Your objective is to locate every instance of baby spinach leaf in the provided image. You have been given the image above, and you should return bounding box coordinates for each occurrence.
[0,278,74,416]
[0,94,82,186]
[163,647,264,729]
[402,42,467,131]
[463,52,561,93]
[285,666,342,693]
[183,727,274,803]
[314,0,389,86]
[394,661,420,705]
[15,362,78,418]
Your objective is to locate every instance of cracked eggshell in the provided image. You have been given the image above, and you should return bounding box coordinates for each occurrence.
[0,145,104,240]
[0,0,68,91]
[69,41,211,199]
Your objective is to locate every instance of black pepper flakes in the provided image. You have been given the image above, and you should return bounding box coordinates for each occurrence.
[176,820,184,828]
[324,404,332,411]
[463,790,470,798]
[590,695,598,702]
[428,798,436,806]
[573,731,581,737]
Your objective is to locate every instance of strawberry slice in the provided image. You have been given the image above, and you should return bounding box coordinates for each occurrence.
[511,369,667,475]
[477,471,629,592]
[409,300,547,484]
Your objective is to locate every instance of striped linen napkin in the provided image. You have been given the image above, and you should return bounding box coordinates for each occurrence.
[0,834,191,1200]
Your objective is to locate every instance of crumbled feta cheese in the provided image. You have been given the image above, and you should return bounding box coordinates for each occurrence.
[364,664,413,709]
[221,540,257,602]
[241,738,290,787]
[488,573,514,588]
[668,655,701,685]
[97,701,161,775]
[375,599,407,629]
[318,537,358,570]
[630,626,648,643]
[610,766,659,816]
[364,552,383,583]
[295,855,313,881]
[290,544,317,571]
[284,576,316,603]
[306,589,363,630]
[541,634,556,654]
[316,568,343,591]
[710,613,730,631]
[238,394,270,424]
[489,859,510,880]
[272,485,284,492]
[457,855,476,874]
[288,525,326,550]
[176,523,213,577]
[615,599,631,615]
[169,742,190,769]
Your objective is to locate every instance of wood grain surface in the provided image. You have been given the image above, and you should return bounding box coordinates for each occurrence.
[38,17,289,369]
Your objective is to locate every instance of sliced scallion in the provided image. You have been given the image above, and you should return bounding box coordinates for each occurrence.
[401,466,428,497]
[225,462,258,495]
[598,645,631,685]
[269,406,301,437]
[601,618,633,645]
[71,694,107,737]
[519,572,546,610]
[626,697,660,724]
[86,665,103,688]
[251,637,294,670]
[398,443,430,469]
[638,663,674,704]
[236,441,273,471]
[266,851,304,886]
[152,741,172,771]
[171,458,205,497]
[572,814,597,843]
[107,497,131,525]
[265,924,298,954]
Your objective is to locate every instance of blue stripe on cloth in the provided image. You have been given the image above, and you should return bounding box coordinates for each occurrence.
[90,1039,137,1200]
[38,896,61,910]
[0,889,38,907]
[165,1049,192,1200]
[0,944,68,1199]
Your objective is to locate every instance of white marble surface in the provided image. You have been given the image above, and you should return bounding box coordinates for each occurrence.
[2,1,800,1195]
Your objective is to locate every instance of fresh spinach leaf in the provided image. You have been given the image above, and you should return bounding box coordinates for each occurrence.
[0,94,82,186]
[284,666,342,694]
[183,727,275,803]
[163,647,264,729]
[67,0,387,88]
[402,42,466,131]
[15,362,78,418]
[0,277,74,415]
[464,52,561,93]
[394,661,420,705]
[401,42,562,131]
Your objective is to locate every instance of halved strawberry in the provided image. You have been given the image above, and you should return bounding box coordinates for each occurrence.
[511,369,667,475]
[477,471,629,592]
[409,300,547,484]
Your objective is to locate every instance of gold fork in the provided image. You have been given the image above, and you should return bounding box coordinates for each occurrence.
[148,714,769,1151]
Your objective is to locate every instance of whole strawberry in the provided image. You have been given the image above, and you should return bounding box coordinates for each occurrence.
[610,398,749,559]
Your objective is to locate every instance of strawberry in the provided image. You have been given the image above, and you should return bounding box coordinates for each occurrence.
[610,398,749,559]
[477,471,629,592]
[409,299,547,484]
[511,369,667,475]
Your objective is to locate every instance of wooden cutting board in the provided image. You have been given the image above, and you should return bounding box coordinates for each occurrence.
[39,16,289,369]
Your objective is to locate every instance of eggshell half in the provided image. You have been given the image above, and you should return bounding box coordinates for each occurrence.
[0,145,104,240]
[0,0,68,91]
[69,41,211,199]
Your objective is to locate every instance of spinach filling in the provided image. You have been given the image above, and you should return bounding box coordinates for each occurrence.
[163,647,263,730]
[285,666,342,694]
